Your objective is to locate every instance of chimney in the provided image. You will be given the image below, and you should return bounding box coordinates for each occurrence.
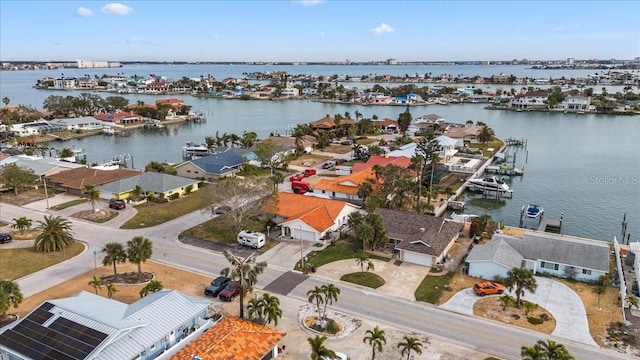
[420,227,425,233]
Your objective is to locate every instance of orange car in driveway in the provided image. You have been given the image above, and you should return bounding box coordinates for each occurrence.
[473,281,505,296]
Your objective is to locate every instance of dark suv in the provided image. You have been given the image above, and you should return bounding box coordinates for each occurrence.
[0,233,12,244]
[204,276,230,297]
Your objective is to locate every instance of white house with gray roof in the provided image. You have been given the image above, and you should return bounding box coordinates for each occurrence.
[97,172,199,200]
[466,231,610,282]
[0,290,213,360]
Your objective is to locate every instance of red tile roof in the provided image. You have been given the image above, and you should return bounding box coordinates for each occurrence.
[313,168,377,195]
[93,111,140,122]
[171,317,285,360]
[263,192,352,231]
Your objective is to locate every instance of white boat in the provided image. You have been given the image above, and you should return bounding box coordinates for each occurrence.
[102,127,116,135]
[468,176,511,192]
[182,141,210,158]
[523,204,544,218]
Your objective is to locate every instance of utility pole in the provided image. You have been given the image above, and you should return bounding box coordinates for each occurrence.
[43,178,50,209]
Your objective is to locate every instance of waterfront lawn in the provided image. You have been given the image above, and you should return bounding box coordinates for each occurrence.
[121,191,211,229]
[0,242,85,280]
[50,199,86,210]
[340,272,385,289]
[180,214,266,244]
[414,271,456,304]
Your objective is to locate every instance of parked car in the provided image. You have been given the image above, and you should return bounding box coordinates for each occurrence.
[0,233,12,244]
[219,281,241,301]
[473,281,505,296]
[322,160,337,169]
[109,200,126,210]
[303,168,317,177]
[340,140,353,145]
[204,276,230,297]
[289,173,305,182]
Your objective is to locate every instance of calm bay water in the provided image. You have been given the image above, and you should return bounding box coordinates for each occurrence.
[0,65,638,242]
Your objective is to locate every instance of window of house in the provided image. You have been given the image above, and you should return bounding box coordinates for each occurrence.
[540,261,558,270]
[582,269,592,275]
[150,344,155,350]
[186,170,191,173]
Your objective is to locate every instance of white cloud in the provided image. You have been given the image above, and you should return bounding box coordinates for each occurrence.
[101,3,133,15]
[75,7,94,17]
[370,23,395,35]
[294,0,326,5]
[317,31,325,38]
[553,23,580,32]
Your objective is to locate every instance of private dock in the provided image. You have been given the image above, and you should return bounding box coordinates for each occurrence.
[485,165,525,176]
[538,213,564,233]
[505,137,527,146]
[447,200,466,210]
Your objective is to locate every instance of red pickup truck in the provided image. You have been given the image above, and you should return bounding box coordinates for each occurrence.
[291,180,311,194]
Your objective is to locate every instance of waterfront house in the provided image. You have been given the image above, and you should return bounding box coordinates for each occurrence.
[0,290,213,360]
[556,95,592,112]
[260,135,316,155]
[145,81,168,93]
[376,208,463,267]
[351,155,411,173]
[465,232,610,282]
[312,167,377,203]
[174,151,243,181]
[97,172,200,201]
[53,77,76,89]
[444,125,482,145]
[171,316,286,360]
[7,120,62,137]
[388,136,460,162]
[366,93,394,105]
[156,98,185,109]
[45,167,142,196]
[94,111,142,124]
[49,116,108,131]
[263,192,360,241]
[509,90,549,110]
[309,114,356,131]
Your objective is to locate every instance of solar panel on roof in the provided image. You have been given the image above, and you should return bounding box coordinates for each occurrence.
[40,302,54,311]
[0,330,75,360]
[49,317,107,346]
[28,308,54,325]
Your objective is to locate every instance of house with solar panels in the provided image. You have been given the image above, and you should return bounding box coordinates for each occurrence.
[0,290,214,360]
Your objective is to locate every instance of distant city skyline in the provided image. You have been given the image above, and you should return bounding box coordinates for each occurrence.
[1,1,638,62]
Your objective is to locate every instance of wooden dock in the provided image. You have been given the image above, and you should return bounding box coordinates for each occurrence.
[505,137,527,146]
[486,165,524,176]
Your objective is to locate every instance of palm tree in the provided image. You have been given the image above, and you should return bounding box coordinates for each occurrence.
[84,184,101,212]
[307,286,325,320]
[88,276,103,295]
[139,279,163,297]
[397,335,422,360]
[220,249,267,319]
[504,267,537,308]
[499,294,514,310]
[308,335,336,360]
[535,339,574,359]
[33,215,74,252]
[355,252,374,273]
[320,284,340,323]
[363,325,386,360]
[2,97,9,107]
[106,283,118,299]
[521,342,546,360]
[126,236,153,281]
[247,293,283,326]
[478,124,494,151]
[11,216,32,235]
[0,280,23,319]
[102,242,127,275]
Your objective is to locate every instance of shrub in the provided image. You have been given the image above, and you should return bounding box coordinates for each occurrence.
[540,313,550,321]
[169,193,180,200]
[325,319,340,335]
[527,317,543,325]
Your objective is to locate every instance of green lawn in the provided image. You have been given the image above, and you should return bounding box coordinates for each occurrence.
[181,214,267,244]
[414,272,456,304]
[0,241,86,280]
[121,190,211,229]
[297,240,389,270]
[340,272,385,289]
[49,199,86,210]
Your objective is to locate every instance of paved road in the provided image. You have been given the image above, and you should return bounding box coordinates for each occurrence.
[0,202,630,360]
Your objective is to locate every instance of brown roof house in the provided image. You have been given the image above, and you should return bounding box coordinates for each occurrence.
[309,114,356,131]
[376,208,463,267]
[45,168,141,196]
[171,316,286,360]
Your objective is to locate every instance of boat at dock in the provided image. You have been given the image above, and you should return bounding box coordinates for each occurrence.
[467,176,512,193]
[523,204,544,218]
[450,212,479,223]
[102,127,116,135]
[485,164,524,176]
[182,141,210,158]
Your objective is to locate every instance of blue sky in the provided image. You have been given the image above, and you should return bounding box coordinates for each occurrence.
[1,0,638,62]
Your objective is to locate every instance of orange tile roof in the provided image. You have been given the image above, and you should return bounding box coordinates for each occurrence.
[313,168,377,195]
[263,192,351,231]
[171,317,285,360]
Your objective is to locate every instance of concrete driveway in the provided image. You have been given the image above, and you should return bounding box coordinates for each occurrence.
[440,276,598,346]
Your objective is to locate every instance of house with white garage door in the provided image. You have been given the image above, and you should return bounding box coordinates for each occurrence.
[263,192,360,242]
[465,231,610,282]
[376,208,463,267]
